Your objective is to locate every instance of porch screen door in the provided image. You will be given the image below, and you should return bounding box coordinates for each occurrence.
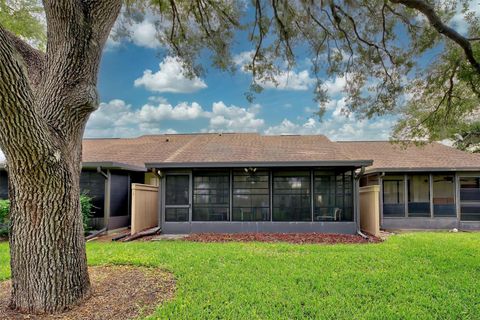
[165,174,191,222]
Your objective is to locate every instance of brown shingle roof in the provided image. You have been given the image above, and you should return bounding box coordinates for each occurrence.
[338,141,480,172]
[82,134,480,171]
[82,133,370,169]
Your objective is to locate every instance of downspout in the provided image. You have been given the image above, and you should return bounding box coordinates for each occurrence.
[97,166,108,179]
[354,166,369,239]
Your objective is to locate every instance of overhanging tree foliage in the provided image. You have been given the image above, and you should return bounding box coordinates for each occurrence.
[0,0,478,314]
[453,120,480,152]
[121,0,479,141]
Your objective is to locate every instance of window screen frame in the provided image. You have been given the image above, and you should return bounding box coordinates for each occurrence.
[192,170,231,222]
[272,170,312,222]
[232,169,270,221]
[313,170,354,222]
[164,172,191,222]
[407,174,431,218]
[381,175,406,218]
[432,174,456,218]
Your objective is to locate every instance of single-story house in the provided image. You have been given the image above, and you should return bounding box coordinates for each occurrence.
[339,141,480,230]
[83,133,371,234]
[1,133,479,234]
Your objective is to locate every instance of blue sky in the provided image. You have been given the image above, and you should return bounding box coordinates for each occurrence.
[82,2,476,141]
[87,10,399,141]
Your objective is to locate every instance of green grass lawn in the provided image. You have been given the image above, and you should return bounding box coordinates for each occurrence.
[1,233,480,319]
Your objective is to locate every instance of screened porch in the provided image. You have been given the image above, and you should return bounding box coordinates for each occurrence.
[159,167,359,234]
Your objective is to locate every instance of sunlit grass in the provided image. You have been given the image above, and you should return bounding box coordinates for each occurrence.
[1,232,479,319]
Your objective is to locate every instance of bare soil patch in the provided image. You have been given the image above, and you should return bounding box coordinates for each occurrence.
[0,265,175,320]
[184,232,381,244]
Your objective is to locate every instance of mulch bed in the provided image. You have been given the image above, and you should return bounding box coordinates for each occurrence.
[0,265,176,320]
[184,232,381,244]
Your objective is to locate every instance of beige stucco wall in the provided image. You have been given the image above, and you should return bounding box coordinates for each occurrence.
[360,185,380,237]
[131,183,159,234]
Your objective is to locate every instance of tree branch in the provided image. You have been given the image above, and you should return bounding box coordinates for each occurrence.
[0,25,53,164]
[391,0,480,74]
[251,0,265,80]
[0,25,34,116]
[2,30,45,89]
[272,0,294,61]
[39,0,122,138]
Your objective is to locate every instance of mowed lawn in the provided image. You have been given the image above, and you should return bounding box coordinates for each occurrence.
[1,233,480,319]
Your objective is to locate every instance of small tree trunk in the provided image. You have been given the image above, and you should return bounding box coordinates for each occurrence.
[8,150,90,313]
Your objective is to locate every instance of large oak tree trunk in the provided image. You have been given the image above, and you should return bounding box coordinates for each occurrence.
[8,145,90,313]
[0,0,122,314]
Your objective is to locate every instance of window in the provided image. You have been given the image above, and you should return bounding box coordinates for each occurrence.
[407,175,431,217]
[460,177,480,221]
[432,175,455,217]
[165,175,189,206]
[272,171,311,221]
[193,171,229,221]
[314,170,353,221]
[165,175,190,222]
[382,175,405,217]
[232,170,269,221]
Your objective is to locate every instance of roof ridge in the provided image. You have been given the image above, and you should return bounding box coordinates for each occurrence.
[139,132,260,138]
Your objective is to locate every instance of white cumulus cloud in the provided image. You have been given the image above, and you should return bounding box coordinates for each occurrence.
[129,19,162,49]
[207,102,265,132]
[134,56,207,93]
[265,115,395,141]
[324,75,347,96]
[105,11,163,51]
[138,102,206,121]
[86,99,265,137]
[260,70,315,91]
[86,99,183,138]
[233,51,315,91]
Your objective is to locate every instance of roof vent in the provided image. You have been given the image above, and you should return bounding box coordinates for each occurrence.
[218,133,222,136]
[165,138,170,142]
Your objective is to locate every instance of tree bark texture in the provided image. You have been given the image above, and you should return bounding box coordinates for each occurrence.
[0,0,121,314]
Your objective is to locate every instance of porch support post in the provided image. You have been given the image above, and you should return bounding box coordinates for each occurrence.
[158,171,164,230]
[310,169,314,222]
[354,174,360,231]
[229,169,233,221]
[269,170,273,222]
[189,170,193,222]
[379,173,384,227]
[104,170,111,230]
[429,173,434,218]
[455,172,461,228]
[404,174,408,217]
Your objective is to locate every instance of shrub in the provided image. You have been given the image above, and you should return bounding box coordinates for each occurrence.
[0,195,94,238]
[80,194,93,233]
[0,200,10,238]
